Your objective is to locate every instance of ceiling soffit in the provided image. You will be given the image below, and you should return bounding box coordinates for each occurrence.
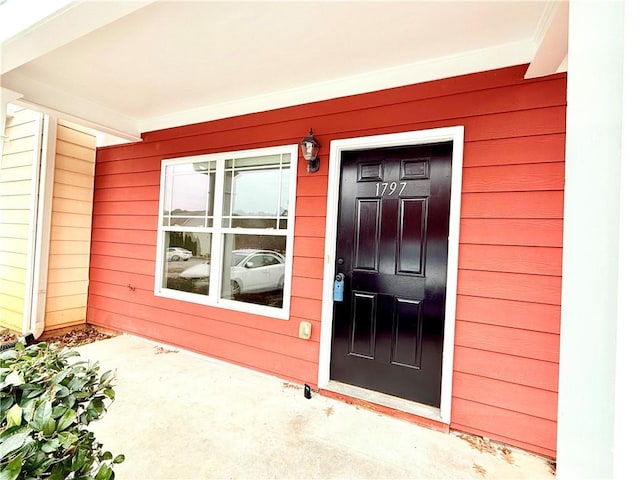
[0,1,567,144]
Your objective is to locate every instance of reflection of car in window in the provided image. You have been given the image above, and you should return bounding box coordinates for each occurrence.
[179,249,285,295]
[166,247,193,261]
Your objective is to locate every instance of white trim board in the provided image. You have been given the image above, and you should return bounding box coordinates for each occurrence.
[318,126,464,425]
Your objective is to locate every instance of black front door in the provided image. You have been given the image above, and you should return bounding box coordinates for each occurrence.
[330,142,453,407]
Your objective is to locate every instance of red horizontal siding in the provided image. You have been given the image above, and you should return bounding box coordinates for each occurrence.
[457,270,562,305]
[460,218,563,247]
[292,256,324,279]
[453,346,559,391]
[290,277,323,301]
[462,162,564,193]
[91,214,157,231]
[456,295,560,334]
[88,290,318,362]
[87,307,316,385]
[91,241,156,260]
[455,321,560,363]
[297,175,329,196]
[94,157,162,176]
[93,185,159,202]
[462,134,565,167]
[91,227,157,246]
[453,371,557,421]
[451,398,557,458]
[90,254,155,276]
[92,200,158,216]
[294,216,326,238]
[461,191,564,219]
[293,237,325,257]
[295,196,327,217]
[88,285,320,355]
[458,244,562,276]
[89,65,565,457]
[462,106,565,141]
[94,171,159,189]
[89,267,152,292]
[290,297,322,322]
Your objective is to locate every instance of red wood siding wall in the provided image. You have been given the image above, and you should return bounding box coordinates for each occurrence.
[88,65,565,457]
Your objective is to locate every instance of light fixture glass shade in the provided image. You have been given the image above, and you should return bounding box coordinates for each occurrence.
[299,129,320,161]
[301,141,318,161]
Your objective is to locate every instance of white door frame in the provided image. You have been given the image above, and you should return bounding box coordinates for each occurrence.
[317,126,464,424]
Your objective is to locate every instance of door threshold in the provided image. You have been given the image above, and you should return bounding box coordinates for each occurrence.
[321,381,448,432]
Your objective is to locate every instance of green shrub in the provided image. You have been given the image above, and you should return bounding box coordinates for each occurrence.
[0,342,123,480]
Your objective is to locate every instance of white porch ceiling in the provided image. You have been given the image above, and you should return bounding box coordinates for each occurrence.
[0,0,568,145]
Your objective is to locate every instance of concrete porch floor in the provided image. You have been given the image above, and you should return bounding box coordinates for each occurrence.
[77,334,555,479]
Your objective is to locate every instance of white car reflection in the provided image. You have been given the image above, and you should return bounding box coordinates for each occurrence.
[166,247,193,261]
[179,249,285,295]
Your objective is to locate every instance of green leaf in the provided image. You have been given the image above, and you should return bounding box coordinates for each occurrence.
[0,396,13,412]
[42,417,56,436]
[84,398,105,422]
[53,385,70,399]
[100,451,112,461]
[103,387,115,401]
[57,431,78,449]
[56,408,76,431]
[6,404,22,427]
[47,463,66,480]
[51,405,67,419]
[64,349,80,359]
[0,454,22,480]
[94,463,113,480]
[29,400,52,431]
[67,376,88,392]
[61,393,76,409]
[41,438,60,454]
[20,399,36,422]
[71,449,88,472]
[0,427,29,460]
[49,369,68,386]
[99,371,115,386]
[0,339,119,479]
[0,349,17,362]
[23,449,51,475]
[1,371,24,388]
[21,384,45,400]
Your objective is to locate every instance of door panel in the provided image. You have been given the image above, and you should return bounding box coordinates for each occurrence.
[354,200,381,271]
[350,292,376,358]
[330,142,453,407]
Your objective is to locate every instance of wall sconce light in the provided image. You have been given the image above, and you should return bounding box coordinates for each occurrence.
[299,128,320,173]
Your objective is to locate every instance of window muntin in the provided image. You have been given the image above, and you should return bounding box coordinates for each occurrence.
[163,161,215,227]
[222,154,289,228]
[155,146,297,318]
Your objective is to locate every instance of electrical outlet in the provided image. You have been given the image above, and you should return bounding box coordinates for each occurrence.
[298,321,311,340]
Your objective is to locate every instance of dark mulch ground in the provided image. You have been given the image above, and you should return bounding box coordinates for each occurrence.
[0,326,116,349]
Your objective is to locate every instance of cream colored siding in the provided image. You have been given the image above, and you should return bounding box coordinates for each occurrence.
[45,120,96,330]
[0,107,40,332]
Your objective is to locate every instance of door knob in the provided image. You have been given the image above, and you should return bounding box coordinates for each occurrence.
[337,257,344,265]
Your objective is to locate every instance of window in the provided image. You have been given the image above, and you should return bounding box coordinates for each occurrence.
[155,145,297,318]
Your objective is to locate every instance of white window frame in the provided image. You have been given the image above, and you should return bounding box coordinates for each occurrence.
[154,144,298,320]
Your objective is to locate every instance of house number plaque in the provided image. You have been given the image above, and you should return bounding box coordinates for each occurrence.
[375,181,407,197]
